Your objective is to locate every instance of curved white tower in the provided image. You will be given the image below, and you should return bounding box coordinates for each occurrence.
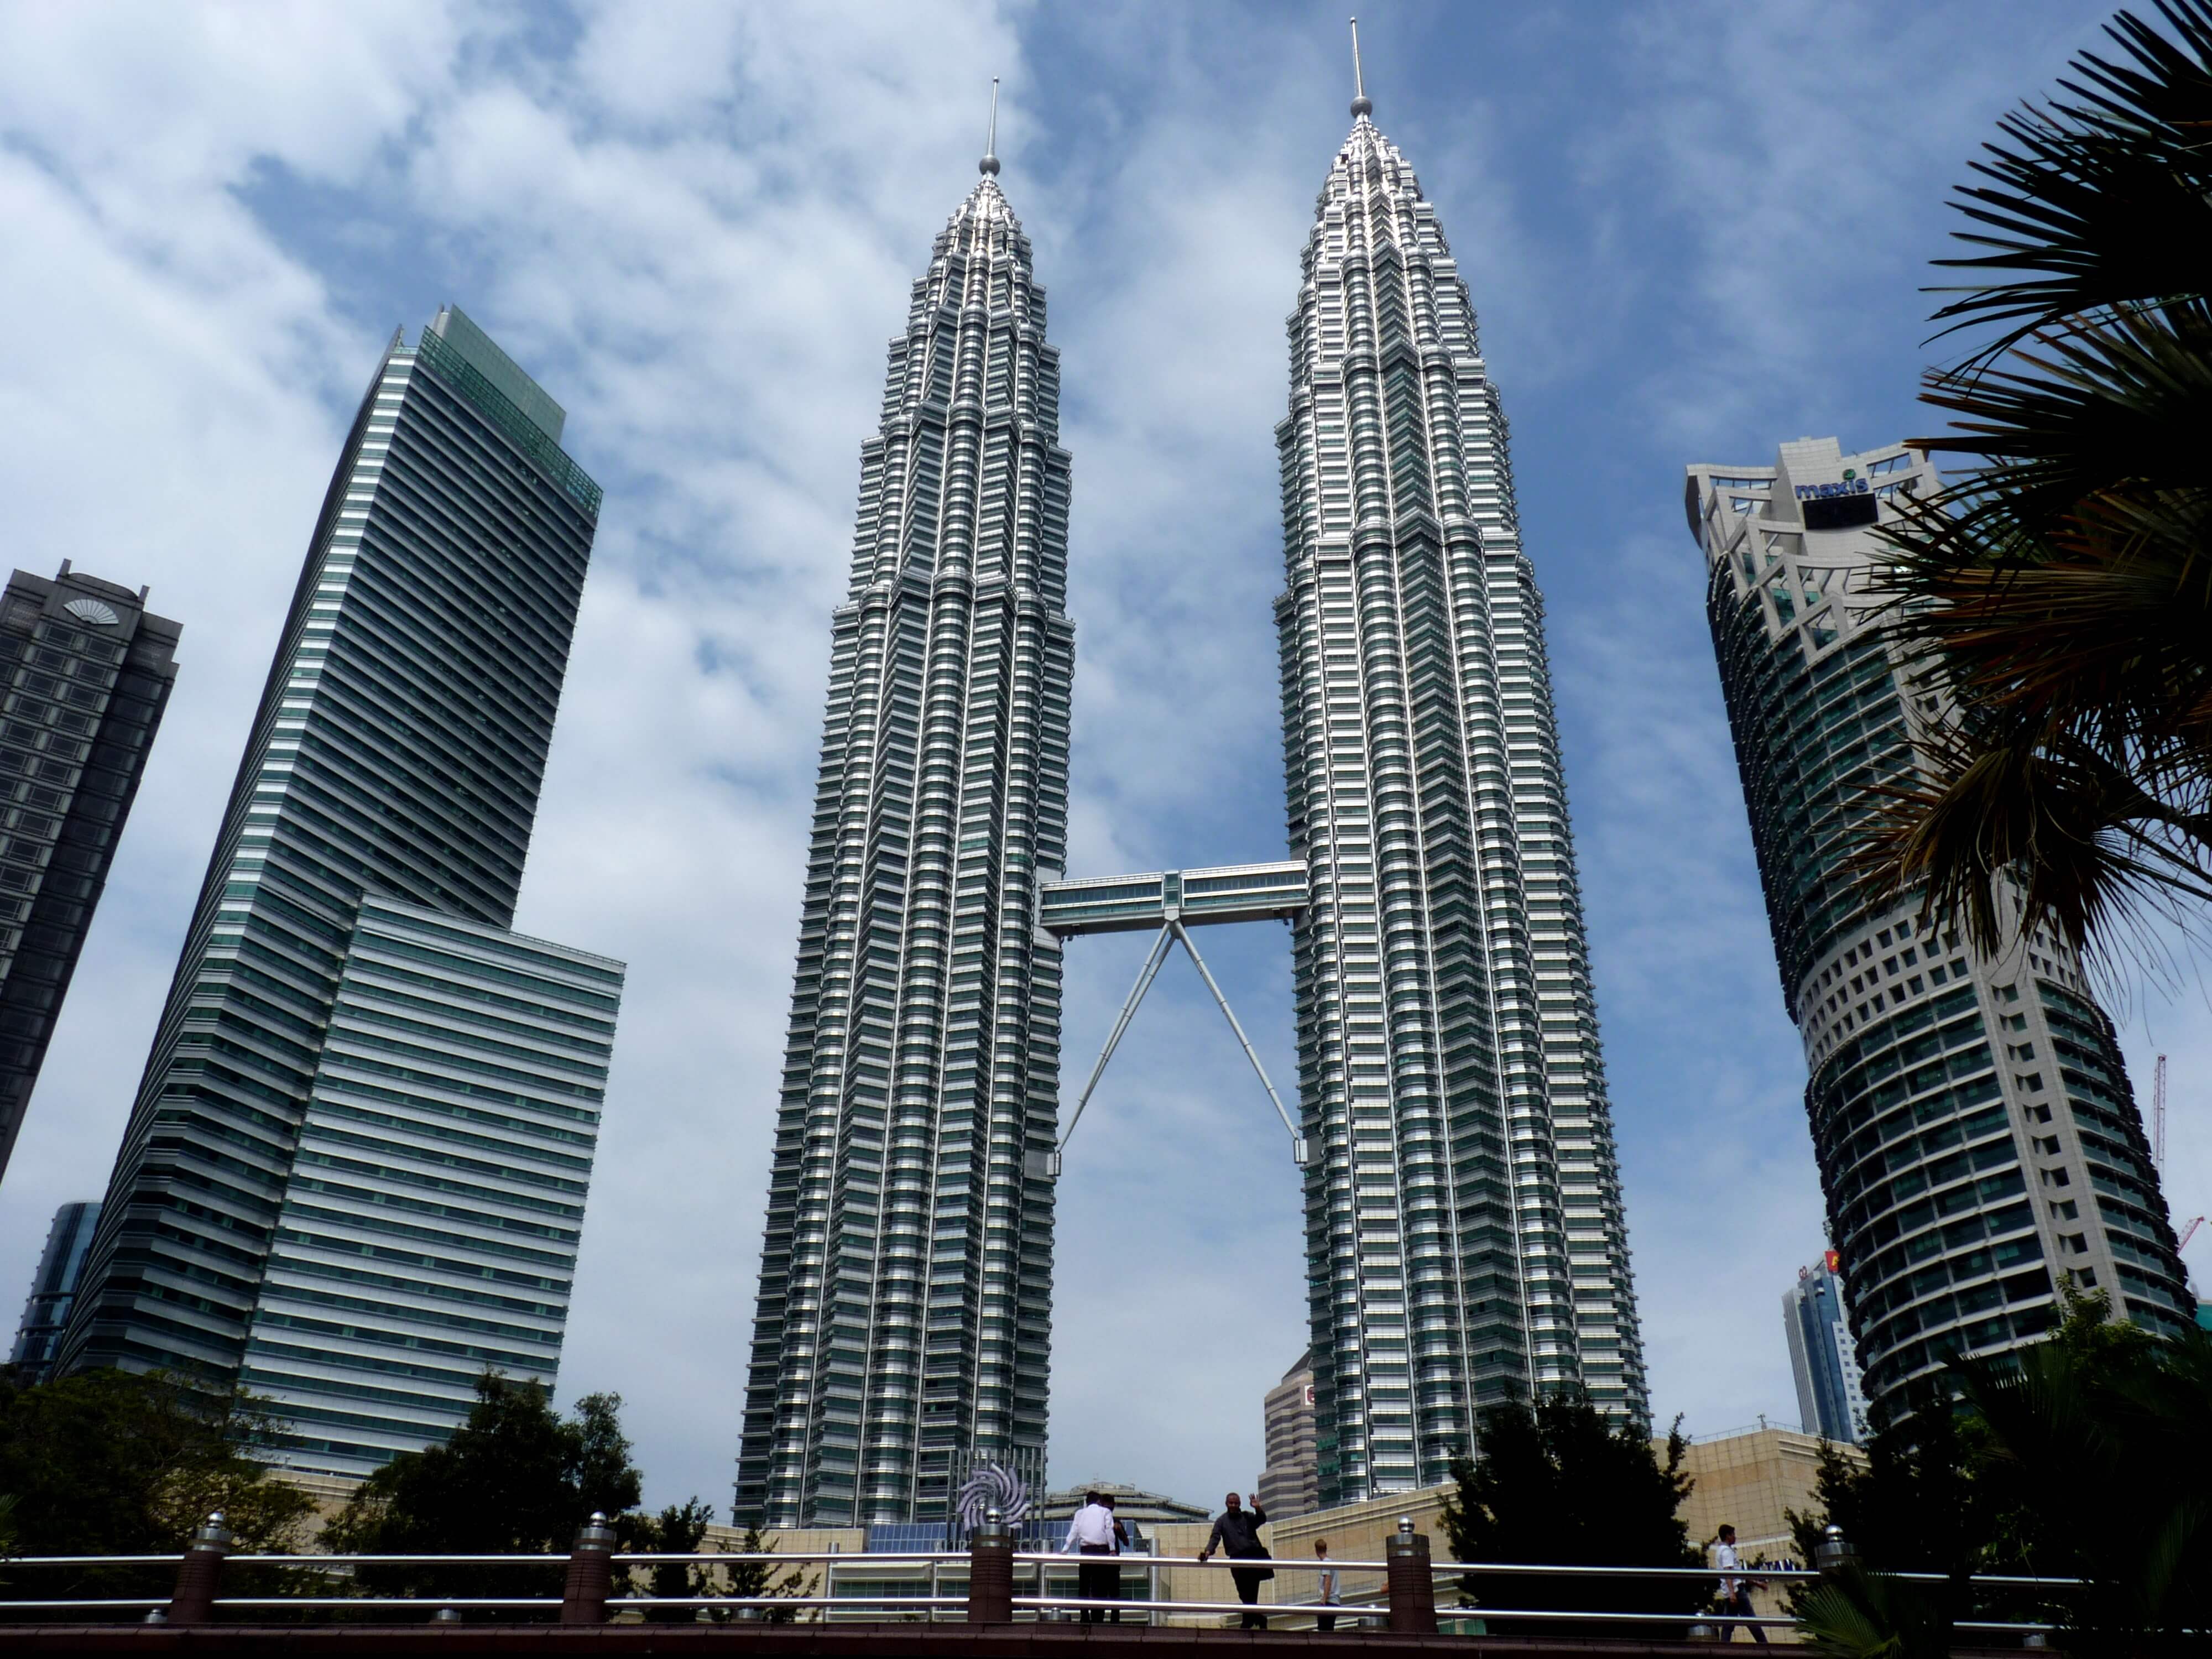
[1275,80,1647,1501]
[735,144,1073,1527]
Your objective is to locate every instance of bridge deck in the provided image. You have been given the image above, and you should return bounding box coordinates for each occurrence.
[1038,860,1307,937]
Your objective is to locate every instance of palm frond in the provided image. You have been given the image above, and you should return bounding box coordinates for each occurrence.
[1928,0,2212,359]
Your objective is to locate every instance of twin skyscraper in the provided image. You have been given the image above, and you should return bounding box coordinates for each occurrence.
[735,79,1646,1527]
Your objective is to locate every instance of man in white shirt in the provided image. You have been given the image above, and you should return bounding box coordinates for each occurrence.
[1063,1491,1119,1624]
[1712,1525,1767,1645]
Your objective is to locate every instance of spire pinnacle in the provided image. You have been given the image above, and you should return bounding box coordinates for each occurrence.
[1349,17,1373,118]
[980,77,1001,177]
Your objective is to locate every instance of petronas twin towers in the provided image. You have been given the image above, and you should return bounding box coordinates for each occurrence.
[738,72,1644,1528]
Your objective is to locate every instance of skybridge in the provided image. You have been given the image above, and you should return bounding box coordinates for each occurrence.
[1033,860,1310,1178]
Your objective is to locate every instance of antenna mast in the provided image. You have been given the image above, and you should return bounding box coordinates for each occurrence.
[980,77,1001,177]
[1348,17,1372,117]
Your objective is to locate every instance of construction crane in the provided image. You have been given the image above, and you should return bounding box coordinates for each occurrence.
[2179,1215,2204,1254]
[2154,1053,2168,1173]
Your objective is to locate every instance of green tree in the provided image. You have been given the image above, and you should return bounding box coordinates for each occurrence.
[0,1366,311,1556]
[323,1372,642,1608]
[1787,1287,2212,1656]
[1858,0,2212,963]
[0,1366,312,1614]
[1954,1289,2211,1656]
[1785,1402,1989,1655]
[1437,1386,1705,1637]
[623,1498,715,1623]
[715,1525,815,1624]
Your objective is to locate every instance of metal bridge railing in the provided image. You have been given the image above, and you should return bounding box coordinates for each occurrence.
[0,1510,2075,1639]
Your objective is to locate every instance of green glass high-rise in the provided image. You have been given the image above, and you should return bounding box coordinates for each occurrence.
[60,309,625,1467]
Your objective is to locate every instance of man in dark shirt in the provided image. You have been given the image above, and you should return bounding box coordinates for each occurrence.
[1198,1491,1271,1629]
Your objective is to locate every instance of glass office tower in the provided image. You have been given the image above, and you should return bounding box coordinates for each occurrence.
[60,309,623,1453]
[1783,1251,1869,1444]
[1691,437,2191,1419]
[241,895,622,1477]
[9,1198,101,1383]
[0,567,179,1185]
[734,149,1073,1527]
[1275,90,1646,1504]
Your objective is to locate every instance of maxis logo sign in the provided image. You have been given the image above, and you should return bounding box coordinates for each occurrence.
[1795,469,1871,502]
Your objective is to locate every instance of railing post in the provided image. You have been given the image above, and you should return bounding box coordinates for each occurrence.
[1385,1515,1436,1635]
[968,1506,1014,1624]
[165,1509,232,1625]
[1816,1524,1856,1580]
[561,1510,616,1625]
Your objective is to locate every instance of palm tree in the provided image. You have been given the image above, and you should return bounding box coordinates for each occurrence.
[1856,0,2212,964]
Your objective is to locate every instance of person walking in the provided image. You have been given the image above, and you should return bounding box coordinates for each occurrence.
[1312,1538,1340,1633]
[1197,1491,1272,1630]
[1712,1525,1768,1645]
[1064,1490,1119,1624]
[1104,1493,1129,1624]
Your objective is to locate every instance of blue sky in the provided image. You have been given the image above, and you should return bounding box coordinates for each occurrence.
[4,0,2204,1516]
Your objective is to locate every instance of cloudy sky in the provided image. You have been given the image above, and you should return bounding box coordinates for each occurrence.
[4,0,2203,1515]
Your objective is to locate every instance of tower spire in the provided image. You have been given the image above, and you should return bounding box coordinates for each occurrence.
[1349,17,1372,117]
[980,76,1001,177]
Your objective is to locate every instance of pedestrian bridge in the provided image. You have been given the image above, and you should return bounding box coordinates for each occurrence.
[1036,860,1308,937]
[1032,860,1311,1177]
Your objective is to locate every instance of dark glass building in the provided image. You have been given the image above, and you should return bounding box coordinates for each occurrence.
[60,308,622,1447]
[1691,437,2192,1420]
[0,567,179,1185]
[8,1198,101,1382]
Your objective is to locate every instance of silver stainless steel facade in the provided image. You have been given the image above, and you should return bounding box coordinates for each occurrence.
[1692,437,2192,1420]
[60,307,621,1429]
[735,158,1073,1527]
[1275,98,1647,1504]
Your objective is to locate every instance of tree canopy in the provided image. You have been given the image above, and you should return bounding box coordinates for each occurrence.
[324,1372,641,1559]
[1790,1287,2212,1656]
[1437,1385,1705,1636]
[0,1366,311,1557]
